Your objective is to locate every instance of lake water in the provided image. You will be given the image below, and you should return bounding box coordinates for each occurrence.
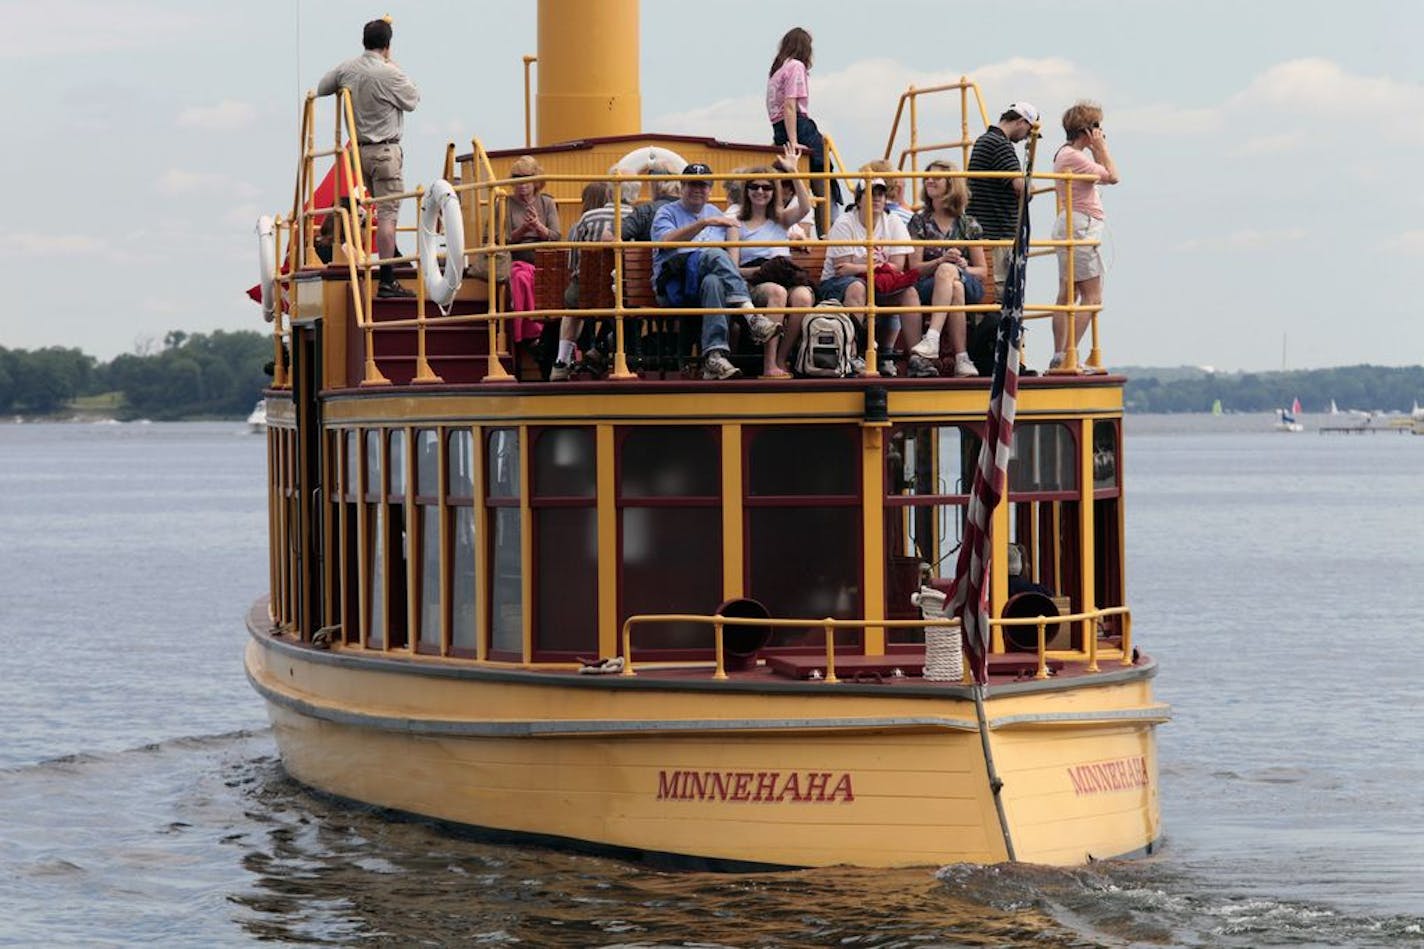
[1,416,1421,947]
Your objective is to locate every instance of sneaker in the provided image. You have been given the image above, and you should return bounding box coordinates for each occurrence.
[746,313,783,345]
[907,354,939,377]
[952,353,980,378]
[549,361,572,382]
[701,351,742,380]
[377,280,415,299]
[910,331,941,359]
[878,359,898,377]
[848,356,867,375]
[1048,351,1066,370]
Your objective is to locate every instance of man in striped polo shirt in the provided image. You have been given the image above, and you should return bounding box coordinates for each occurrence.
[966,102,1038,303]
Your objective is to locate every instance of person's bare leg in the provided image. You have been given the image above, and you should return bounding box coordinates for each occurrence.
[778,286,813,372]
[1075,276,1102,350]
[758,283,789,375]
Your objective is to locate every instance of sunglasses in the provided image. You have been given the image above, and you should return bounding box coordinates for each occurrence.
[745,183,775,193]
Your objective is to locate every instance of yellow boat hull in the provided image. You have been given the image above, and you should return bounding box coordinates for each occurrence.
[246,629,1164,869]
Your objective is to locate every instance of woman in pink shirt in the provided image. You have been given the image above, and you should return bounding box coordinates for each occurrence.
[1051,100,1119,369]
[766,28,842,214]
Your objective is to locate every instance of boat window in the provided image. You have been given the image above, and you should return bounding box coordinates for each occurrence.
[1008,423,1077,495]
[748,426,859,497]
[415,429,440,653]
[1092,420,1118,491]
[365,430,386,648]
[745,426,862,648]
[487,428,520,500]
[446,429,476,655]
[341,430,359,644]
[620,426,719,498]
[416,429,439,498]
[530,427,598,656]
[486,428,522,657]
[388,428,406,497]
[447,429,474,498]
[883,424,981,643]
[617,427,722,653]
[533,427,596,497]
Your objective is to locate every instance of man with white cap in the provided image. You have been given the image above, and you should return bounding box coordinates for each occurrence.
[966,102,1038,305]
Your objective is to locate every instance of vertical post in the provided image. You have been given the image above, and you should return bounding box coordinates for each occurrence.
[610,194,635,379]
[721,424,743,601]
[522,55,537,148]
[861,426,886,655]
[412,185,441,385]
[822,621,839,683]
[1078,417,1097,665]
[860,172,879,377]
[595,425,619,658]
[472,424,489,661]
[713,620,727,680]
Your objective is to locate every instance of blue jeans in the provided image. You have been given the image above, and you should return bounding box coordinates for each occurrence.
[773,113,843,208]
[657,248,749,355]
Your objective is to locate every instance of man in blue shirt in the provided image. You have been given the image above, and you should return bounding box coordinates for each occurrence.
[651,163,780,380]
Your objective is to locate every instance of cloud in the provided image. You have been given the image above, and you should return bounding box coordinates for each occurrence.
[0,232,152,263]
[156,169,260,199]
[1175,228,1308,253]
[1232,131,1307,157]
[0,1,201,58]
[177,100,258,131]
[1388,230,1424,256]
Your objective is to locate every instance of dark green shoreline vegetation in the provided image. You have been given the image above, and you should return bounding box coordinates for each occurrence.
[1121,365,1424,414]
[1,331,272,420]
[1,334,1420,419]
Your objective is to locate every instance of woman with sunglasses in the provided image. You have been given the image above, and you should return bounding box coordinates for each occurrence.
[727,144,814,378]
[766,27,842,214]
[905,159,988,377]
[1051,100,1119,370]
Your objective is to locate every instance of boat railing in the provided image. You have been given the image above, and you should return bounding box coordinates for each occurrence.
[619,604,1133,683]
[881,77,992,177]
[264,92,1109,388]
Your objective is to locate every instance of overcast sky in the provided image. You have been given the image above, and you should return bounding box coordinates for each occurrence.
[2,0,1419,372]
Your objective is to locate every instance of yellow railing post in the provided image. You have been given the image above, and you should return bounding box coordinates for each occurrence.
[411,184,441,384]
[822,620,839,683]
[1120,612,1133,665]
[1035,620,1048,680]
[713,619,727,680]
[610,195,636,380]
[522,55,538,148]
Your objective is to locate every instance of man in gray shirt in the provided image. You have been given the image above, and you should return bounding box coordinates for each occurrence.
[318,18,420,297]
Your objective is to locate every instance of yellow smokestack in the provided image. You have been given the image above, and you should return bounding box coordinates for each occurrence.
[536,0,641,145]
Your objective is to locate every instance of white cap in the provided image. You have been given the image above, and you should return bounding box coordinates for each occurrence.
[1006,101,1040,124]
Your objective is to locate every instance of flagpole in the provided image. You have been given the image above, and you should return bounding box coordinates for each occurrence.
[973,682,1017,861]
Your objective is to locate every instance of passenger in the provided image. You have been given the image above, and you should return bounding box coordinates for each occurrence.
[723,167,750,218]
[550,179,639,382]
[728,144,815,378]
[817,177,916,375]
[651,162,782,380]
[966,102,1038,303]
[906,160,989,378]
[316,17,420,298]
[1051,101,1119,371]
[766,28,843,215]
[861,159,913,226]
[622,162,680,242]
[504,154,563,353]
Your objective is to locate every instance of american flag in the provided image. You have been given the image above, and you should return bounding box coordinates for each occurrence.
[945,155,1033,685]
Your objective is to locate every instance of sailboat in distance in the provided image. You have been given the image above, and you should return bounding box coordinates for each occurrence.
[1276,397,1304,433]
[1210,398,1223,417]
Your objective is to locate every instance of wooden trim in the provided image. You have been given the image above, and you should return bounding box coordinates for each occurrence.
[721,424,743,600]
[596,425,617,659]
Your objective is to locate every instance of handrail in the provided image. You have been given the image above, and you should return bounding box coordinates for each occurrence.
[881,78,992,174]
[267,99,1112,385]
[619,603,1133,681]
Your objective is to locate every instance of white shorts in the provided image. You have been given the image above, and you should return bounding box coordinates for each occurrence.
[1053,211,1104,282]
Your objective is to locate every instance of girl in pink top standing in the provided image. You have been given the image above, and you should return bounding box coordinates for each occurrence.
[766,28,842,218]
[1051,100,1119,369]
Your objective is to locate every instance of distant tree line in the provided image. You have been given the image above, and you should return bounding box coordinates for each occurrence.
[0,330,272,419]
[1124,365,1424,414]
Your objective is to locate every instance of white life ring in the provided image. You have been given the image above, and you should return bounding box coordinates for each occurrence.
[612,145,688,177]
[255,215,277,323]
[419,179,465,310]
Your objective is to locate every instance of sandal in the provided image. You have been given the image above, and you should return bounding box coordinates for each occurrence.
[763,367,793,380]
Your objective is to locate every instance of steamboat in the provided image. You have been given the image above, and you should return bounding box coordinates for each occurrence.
[245,0,1166,869]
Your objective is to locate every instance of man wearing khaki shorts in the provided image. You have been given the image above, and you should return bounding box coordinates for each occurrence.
[318,18,420,297]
